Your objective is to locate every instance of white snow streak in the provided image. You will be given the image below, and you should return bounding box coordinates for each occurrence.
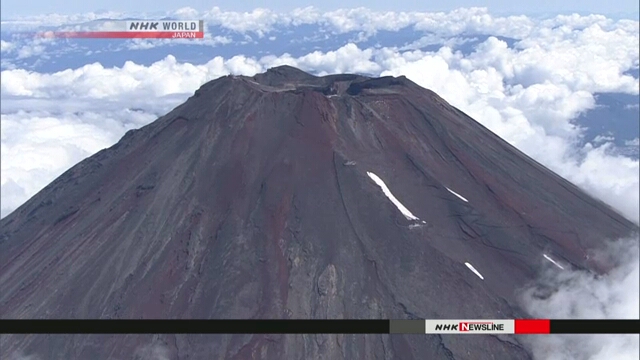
[446,187,469,202]
[543,253,566,270]
[367,171,420,221]
[465,262,485,280]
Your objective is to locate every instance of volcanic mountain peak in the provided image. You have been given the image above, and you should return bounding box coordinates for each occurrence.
[193,66,415,99]
[253,64,319,84]
[1,66,637,360]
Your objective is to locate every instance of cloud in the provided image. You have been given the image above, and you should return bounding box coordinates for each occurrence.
[262,43,382,74]
[0,54,266,100]
[519,234,639,360]
[125,35,233,50]
[1,40,15,53]
[0,7,635,39]
[0,109,159,217]
[400,34,472,51]
[0,11,127,30]
[15,43,47,59]
[625,138,640,146]
[0,37,57,60]
[594,134,616,144]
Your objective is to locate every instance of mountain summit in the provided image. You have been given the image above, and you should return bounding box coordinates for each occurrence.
[1,66,637,359]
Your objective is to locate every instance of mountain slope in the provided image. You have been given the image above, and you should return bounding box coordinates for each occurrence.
[1,65,637,360]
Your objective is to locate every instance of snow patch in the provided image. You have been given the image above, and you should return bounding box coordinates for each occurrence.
[446,187,469,202]
[367,171,420,221]
[543,253,566,270]
[465,262,485,280]
[409,220,428,229]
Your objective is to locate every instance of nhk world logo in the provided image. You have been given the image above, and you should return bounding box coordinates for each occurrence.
[426,320,515,334]
[126,20,202,32]
[37,20,204,39]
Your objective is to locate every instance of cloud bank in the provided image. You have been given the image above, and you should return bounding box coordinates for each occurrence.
[1,7,637,38]
[520,234,639,360]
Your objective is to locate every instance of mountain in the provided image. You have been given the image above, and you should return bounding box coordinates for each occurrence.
[1,65,637,360]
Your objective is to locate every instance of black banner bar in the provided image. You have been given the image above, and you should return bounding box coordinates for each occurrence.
[550,319,640,334]
[2,319,638,334]
[0,319,391,334]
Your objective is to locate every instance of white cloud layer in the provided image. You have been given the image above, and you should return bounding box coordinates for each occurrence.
[520,235,639,360]
[0,109,157,216]
[2,7,638,39]
[0,10,638,359]
[0,40,15,53]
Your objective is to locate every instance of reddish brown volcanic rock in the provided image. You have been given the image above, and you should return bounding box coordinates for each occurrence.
[1,66,637,359]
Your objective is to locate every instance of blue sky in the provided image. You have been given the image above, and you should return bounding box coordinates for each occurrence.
[1,0,639,18]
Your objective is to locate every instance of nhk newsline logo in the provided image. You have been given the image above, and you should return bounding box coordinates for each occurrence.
[38,20,205,39]
[426,320,515,334]
[439,322,504,332]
